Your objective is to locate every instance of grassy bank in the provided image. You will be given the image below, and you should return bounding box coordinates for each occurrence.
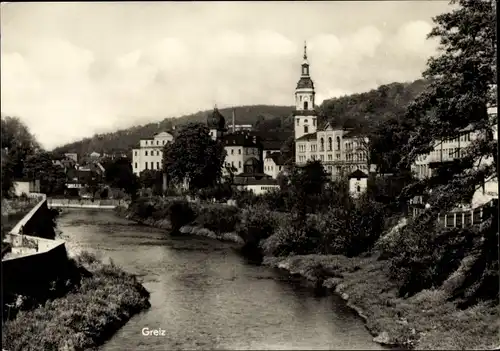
[2,252,151,351]
[264,253,499,350]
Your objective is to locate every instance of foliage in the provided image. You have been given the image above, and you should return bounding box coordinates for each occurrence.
[139,169,163,196]
[23,151,67,196]
[193,204,241,234]
[1,116,40,197]
[236,205,281,246]
[163,123,226,190]
[2,252,150,351]
[166,200,197,232]
[400,0,497,204]
[103,157,139,198]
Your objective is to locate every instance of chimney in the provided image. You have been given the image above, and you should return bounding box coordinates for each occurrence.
[232,109,236,133]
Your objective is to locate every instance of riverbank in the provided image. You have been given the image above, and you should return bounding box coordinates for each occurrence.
[263,254,499,350]
[115,203,244,244]
[2,252,151,351]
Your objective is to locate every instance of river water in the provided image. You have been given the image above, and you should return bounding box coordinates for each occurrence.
[57,209,386,350]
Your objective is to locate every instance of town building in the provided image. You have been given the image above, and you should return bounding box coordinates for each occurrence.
[293,43,369,179]
[348,169,368,198]
[264,152,287,179]
[64,153,78,163]
[131,131,174,176]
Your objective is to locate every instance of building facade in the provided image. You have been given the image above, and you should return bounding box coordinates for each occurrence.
[293,43,369,179]
[132,131,174,176]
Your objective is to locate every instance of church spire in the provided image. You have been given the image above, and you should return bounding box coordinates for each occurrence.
[301,41,310,77]
[303,41,307,60]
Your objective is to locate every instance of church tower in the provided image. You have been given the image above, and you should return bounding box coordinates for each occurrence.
[294,42,317,140]
[207,105,226,141]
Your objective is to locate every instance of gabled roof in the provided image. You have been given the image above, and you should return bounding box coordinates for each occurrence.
[296,132,317,141]
[265,152,287,166]
[154,131,173,138]
[348,169,368,179]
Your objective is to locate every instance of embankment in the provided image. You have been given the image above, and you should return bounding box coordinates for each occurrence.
[2,252,151,351]
[2,197,151,351]
[263,254,499,350]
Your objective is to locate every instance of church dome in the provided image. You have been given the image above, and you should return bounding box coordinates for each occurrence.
[207,107,226,130]
[296,77,314,89]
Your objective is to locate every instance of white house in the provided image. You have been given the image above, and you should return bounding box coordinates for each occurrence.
[348,169,368,198]
[264,152,287,179]
[132,131,174,175]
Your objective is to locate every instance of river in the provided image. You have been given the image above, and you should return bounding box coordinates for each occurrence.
[57,209,387,350]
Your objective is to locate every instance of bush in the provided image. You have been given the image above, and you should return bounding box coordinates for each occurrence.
[261,217,322,257]
[194,204,240,233]
[236,205,280,245]
[167,200,196,232]
[388,213,478,298]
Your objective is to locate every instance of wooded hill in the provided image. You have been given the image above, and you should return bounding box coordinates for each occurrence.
[53,79,428,157]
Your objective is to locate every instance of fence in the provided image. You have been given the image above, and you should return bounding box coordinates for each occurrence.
[411,198,498,229]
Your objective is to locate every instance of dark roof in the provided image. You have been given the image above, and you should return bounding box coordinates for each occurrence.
[261,140,284,150]
[348,169,369,179]
[296,77,314,89]
[223,133,259,147]
[207,107,226,130]
[266,152,287,166]
[235,172,270,178]
[343,129,365,138]
[296,132,317,141]
[234,177,278,186]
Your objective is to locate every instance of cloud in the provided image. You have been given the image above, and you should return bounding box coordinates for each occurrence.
[1,5,443,150]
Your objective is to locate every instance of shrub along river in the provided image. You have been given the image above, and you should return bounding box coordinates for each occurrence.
[58,208,388,350]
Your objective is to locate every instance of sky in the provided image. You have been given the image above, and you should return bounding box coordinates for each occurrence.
[1,1,453,150]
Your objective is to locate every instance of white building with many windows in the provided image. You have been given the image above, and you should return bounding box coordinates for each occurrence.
[293,43,369,179]
[132,131,174,175]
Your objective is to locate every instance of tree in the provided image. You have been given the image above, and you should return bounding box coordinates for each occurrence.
[104,157,139,198]
[288,160,329,219]
[139,169,163,195]
[400,0,497,209]
[23,152,67,196]
[1,116,40,197]
[163,123,226,190]
[280,136,296,165]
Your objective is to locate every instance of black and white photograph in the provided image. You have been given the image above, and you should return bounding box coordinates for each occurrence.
[1,1,498,350]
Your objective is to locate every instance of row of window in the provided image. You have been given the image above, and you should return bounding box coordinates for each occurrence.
[346,153,367,162]
[417,148,467,162]
[443,133,472,144]
[296,118,317,126]
[134,150,163,157]
[297,140,362,153]
[225,161,242,169]
[228,148,258,156]
[264,165,283,173]
[143,139,169,146]
[134,161,161,170]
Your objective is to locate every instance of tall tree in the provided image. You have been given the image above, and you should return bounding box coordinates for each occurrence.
[400,0,497,208]
[103,157,139,198]
[163,123,226,190]
[1,116,40,180]
[23,152,67,195]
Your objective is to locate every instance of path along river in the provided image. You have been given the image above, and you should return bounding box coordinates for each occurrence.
[57,209,388,350]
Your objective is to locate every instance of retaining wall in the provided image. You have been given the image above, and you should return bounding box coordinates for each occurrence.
[3,194,71,297]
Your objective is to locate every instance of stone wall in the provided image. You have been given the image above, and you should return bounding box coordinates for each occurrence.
[47,198,129,209]
[3,194,71,297]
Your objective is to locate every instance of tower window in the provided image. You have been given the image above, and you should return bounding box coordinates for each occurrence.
[304,101,308,110]
[328,137,332,151]
[320,138,324,151]
[304,125,309,134]
[313,118,316,126]
[300,96,302,101]
[336,136,341,150]
[145,151,148,156]
[296,118,300,126]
